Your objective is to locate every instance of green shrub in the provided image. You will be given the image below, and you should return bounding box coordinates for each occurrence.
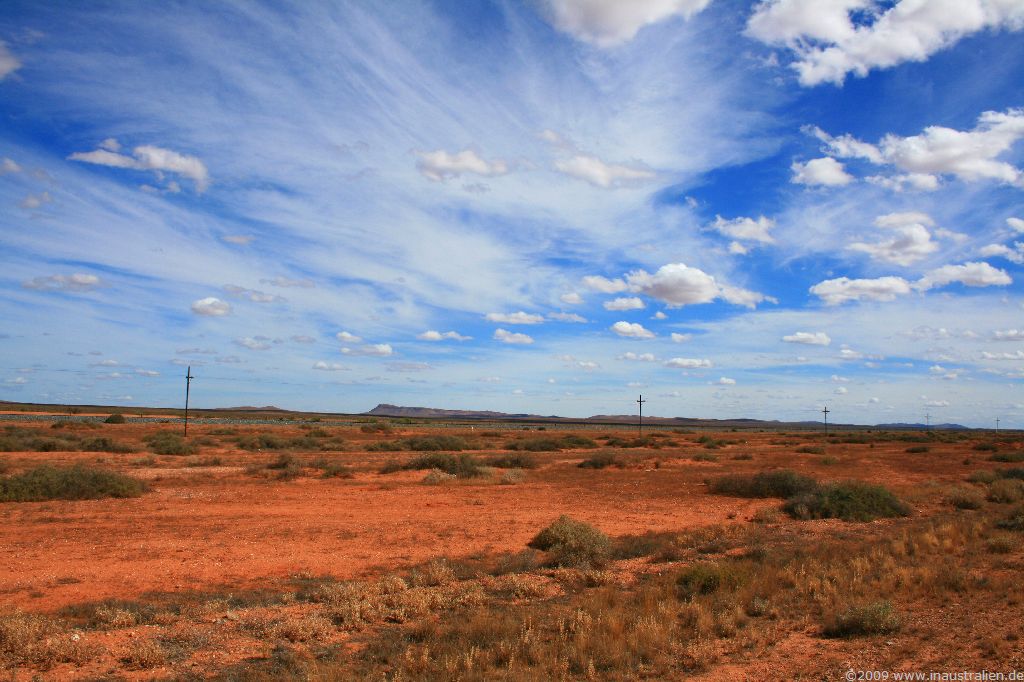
[709,470,817,499]
[528,516,610,568]
[905,446,929,454]
[785,481,910,521]
[796,445,825,455]
[973,442,998,452]
[991,452,1024,463]
[235,433,287,451]
[731,453,753,461]
[79,437,135,454]
[824,601,900,637]
[578,452,620,469]
[676,562,743,599]
[505,437,563,452]
[485,453,538,469]
[103,413,126,424]
[0,465,148,501]
[560,434,598,449]
[360,422,392,434]
[143,432,195,456]
[692,453,719,462]
[390,453,484,478]
[402,436,470,451]
[1000,468,1024,481]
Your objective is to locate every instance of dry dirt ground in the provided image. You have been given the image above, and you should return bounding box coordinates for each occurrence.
[1,417,1022,680]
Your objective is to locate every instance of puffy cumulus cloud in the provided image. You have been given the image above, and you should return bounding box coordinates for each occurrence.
[23,273,102,292]
[582,275,628,293]
[717,377,736,385]
[982,350,1024,360]
[848,212,939,266]
[0,40,21,80]
[782,331,831,346]
[560,292,584,305]
[670,332,692,343]
[710,215,775,243]
[20,191,52,210]
[261,276,315,288]
[791,157,853,186]
[810,110,1024,187]
[747,0,1024,86]
[611,321,655,339]
[415,148,509,182]
[979,242,1024,265]
[336,331,362,343]
[810,276,912,305]
[417,330,471,341]
[235,336,273,350]
[624,263,772,309]
[664,357,712,368]
[603,296,645,311]
[486,311,545,325]
[223,284,284,303]
[619,352,657,362]
[916,261,1011,291]
[493,328,534,345]
[548,312,588,323]
[553,154,656,188]
[652,311,667,320]
[69,143,210,191]
[994,329,1024,341]
[540,0,711,47]
[341,343,394,356]
[1008,217,1024,233]
[312,361,348,371]
[719,285,775,309]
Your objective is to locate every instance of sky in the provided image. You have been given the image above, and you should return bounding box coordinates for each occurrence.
[1,0,1023,427]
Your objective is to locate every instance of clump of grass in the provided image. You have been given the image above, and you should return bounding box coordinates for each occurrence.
[796,445,825,455]
[319,462,354,479]
[987,479,1024,504]
[709,470,817,499]
[1000,468,1024,481]
[79,436,135,453]
[692,453,719,462]
[143,432,196,456]
[906,445,930,454]
[578,452,621,469]
[185,456,222,467]
[731,453,753,461]
[603,435,658,448]
[499,469,526,485]
[948,487,984,510]
[421,469,456,485]
[360,422,392,434]
[967,469,999,484]
[484,453,538,469]
[0,465,148,502]
[820,456,839,465]
[997,507,1024,531]
[505,435,597,451]
[785,481,910,521]
[823,601,900,637]
[528,515,611,568]
[0,609,94,667]
[973,442,998,452]
[676,562,743,599]
[402,435,470,451]
[991,452,1024,463]
[987,534,1016,553]
[381,453,483,478]
[122,639,167,669]
[103,413,126,424]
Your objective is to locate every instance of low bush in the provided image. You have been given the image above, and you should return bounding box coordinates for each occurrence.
[320,463,354,479]
[676,562,743,599]
[103,413,126,424]
[824,601,900,637]
[499,469,526,485]
[997,507,1024,531]
[0,465,148,502]
[796,445,825,455]
[79,437,135,454]
[731,453,753,461]
[603,436,658,448]
[505,435,596,451]
[973,442,998,452]
[987,479,1024,504]
[991,452,1024,463]
[578,452,621,469]
[948,487,984,510]
[967,469,999,484]
[905,446,929,454]
[485,453,538,469]
[1000,468,1024,481]
[402,435,470,451]
[360,422,392,434]
[383,453,484,478]
[709,470,817,499]
[143,432,195,456]
[692,453,719,462]
[785,481,910,521]
[528,516,611,568]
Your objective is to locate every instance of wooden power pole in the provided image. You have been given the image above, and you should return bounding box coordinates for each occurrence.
[822,405,830,435]
[637,395,646,436]
[184,366,194,436]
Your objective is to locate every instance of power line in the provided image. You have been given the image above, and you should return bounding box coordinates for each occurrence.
[821,405,830,435]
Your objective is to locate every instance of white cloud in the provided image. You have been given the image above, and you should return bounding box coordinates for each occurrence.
[831,374,849,382]
[838,347,863,360]
[926,400,950,408]
[223,284,284,303]
[729,241,748,255]
[223,235,255,245]
[486,311,545,324]
[554,154,656,188]
[494,328,534,345]
[747,0,1024,86]
[0,40,21,80]
[664,357,712,368]
[652,311,667,320]
[261,276,315,288]
[670,332,692,343]
[979,243,1024,265]
[134,369,160,377]
[835,386,848,395]
[235,336,272,350]
[982,350,1024,360]
[619,352,657,362]
[848,212,939,266]
[548,312,588,323]
[560,292,584,305]
[416,148,509,181]
[540,0,712,47]
[20,191,52,210]
[916,262,1011,291]
[603,296,645,311]
[99,138,121,152]
[1008,217,1024,233]
[611,321,655,339]
[417,330,471,341]
[791,156,853,186]
[717,376,736,385]
[575,360,600,371]
[582,275,628,293]
[782,331,831,346]
[313,361,348,371]
[711,215,776,243]
[5,377,27,385]
[336,331,363,343]
[994,329,1024,341]
[1,157,21,174]
[719,285,774,309]
[69,143,210,191]
[866,173,940,192]
[341,343,394,356]
[291,335,315,344]
[626,263,720,307]
[810,276,912,305]
[22,273,102,292]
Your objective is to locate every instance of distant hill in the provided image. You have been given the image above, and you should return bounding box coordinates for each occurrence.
[875,422,968,430]
[212,405,287,412]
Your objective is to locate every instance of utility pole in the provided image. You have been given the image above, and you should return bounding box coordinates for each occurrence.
[637,394,646,436]
[925,412,931,431]
[996,417,1000,431]
[822,405,830,435]
[184,366,194,437]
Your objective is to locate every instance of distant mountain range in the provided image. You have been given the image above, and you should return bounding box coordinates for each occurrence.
[364,404,968,429]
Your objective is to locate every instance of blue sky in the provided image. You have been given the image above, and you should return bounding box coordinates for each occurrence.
[1,1,1023,426]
